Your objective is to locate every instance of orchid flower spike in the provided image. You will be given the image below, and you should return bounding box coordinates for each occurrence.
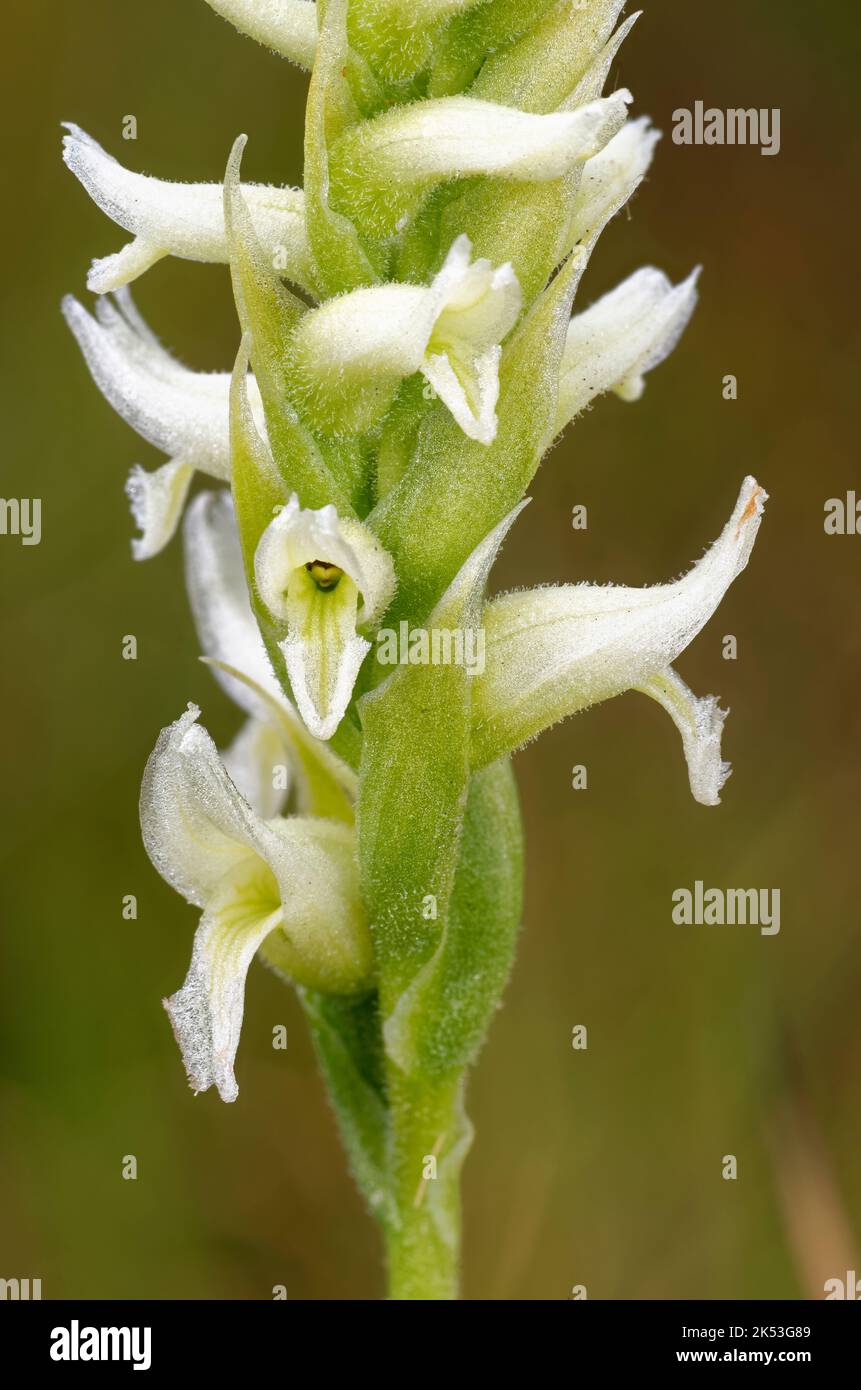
[288,235,522,442]
[142,705,372,1102]
[62,289,259,558]
[254,496,396,740]
[62,123,316,295]
[472,478,768,806]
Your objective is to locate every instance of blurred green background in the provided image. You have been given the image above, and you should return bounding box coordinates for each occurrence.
[1,0,859,1299]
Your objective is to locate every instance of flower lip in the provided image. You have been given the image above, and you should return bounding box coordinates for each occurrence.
[254,495,396,740]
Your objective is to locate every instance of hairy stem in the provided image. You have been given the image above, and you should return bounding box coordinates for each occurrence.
[383,1069,469,1300]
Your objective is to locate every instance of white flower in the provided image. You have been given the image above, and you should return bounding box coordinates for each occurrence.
[472,477,768,805]
[202,0,318,68]
[254,497,396,740]
[289,235,522,442]
[555,266,700,434]
[62,123,316,295]
[62,289,261,558]
[184,489,358,818]
[142,705,371,1102]
[328,89,633,236]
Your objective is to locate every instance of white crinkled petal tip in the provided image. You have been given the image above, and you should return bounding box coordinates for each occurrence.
[472,478,768,778]
[164,856,283,1102]
[637,667,731,807]
[63,290,268,557]
[555,266,700,434]
[61,123,314,293]
[126,459,196,561]
[284,624,370,742]
[62,292,236,471]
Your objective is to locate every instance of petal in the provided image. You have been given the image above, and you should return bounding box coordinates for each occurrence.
[254,496,395,628]
[140,704,287,907]
[430,243,522,352]
[422,344,501,444]
[125,458,196,561]
[165,815,372,1101]
[328,90,633,236]
[421,238,522,443]
[64,291,271,558]
[555,266,700,434]
[288,282,435,434]
[636,667,731,807]
[286,234,522,438]
[221,717,291,819]
[283,571,371,740]
[202,0,318,68]
[183,489,285,716]
[472,477,767,769]
[164,855,282,1102]
[63,291,248,478]
[567,116,662,247]
[62,123,315,293]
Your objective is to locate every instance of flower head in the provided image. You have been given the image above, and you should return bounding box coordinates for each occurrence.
[473,477,768,805]
[254,496,396,739]
[142,705,371,1101]
[287,234,521,442]
[62,123,315,295]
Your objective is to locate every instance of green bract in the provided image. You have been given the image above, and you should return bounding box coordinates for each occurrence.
[63,0,767,1300]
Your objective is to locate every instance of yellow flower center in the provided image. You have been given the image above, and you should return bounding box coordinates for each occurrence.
[305,559,343,591]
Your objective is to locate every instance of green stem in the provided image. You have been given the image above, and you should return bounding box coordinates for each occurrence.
[383,1070,468,1300]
